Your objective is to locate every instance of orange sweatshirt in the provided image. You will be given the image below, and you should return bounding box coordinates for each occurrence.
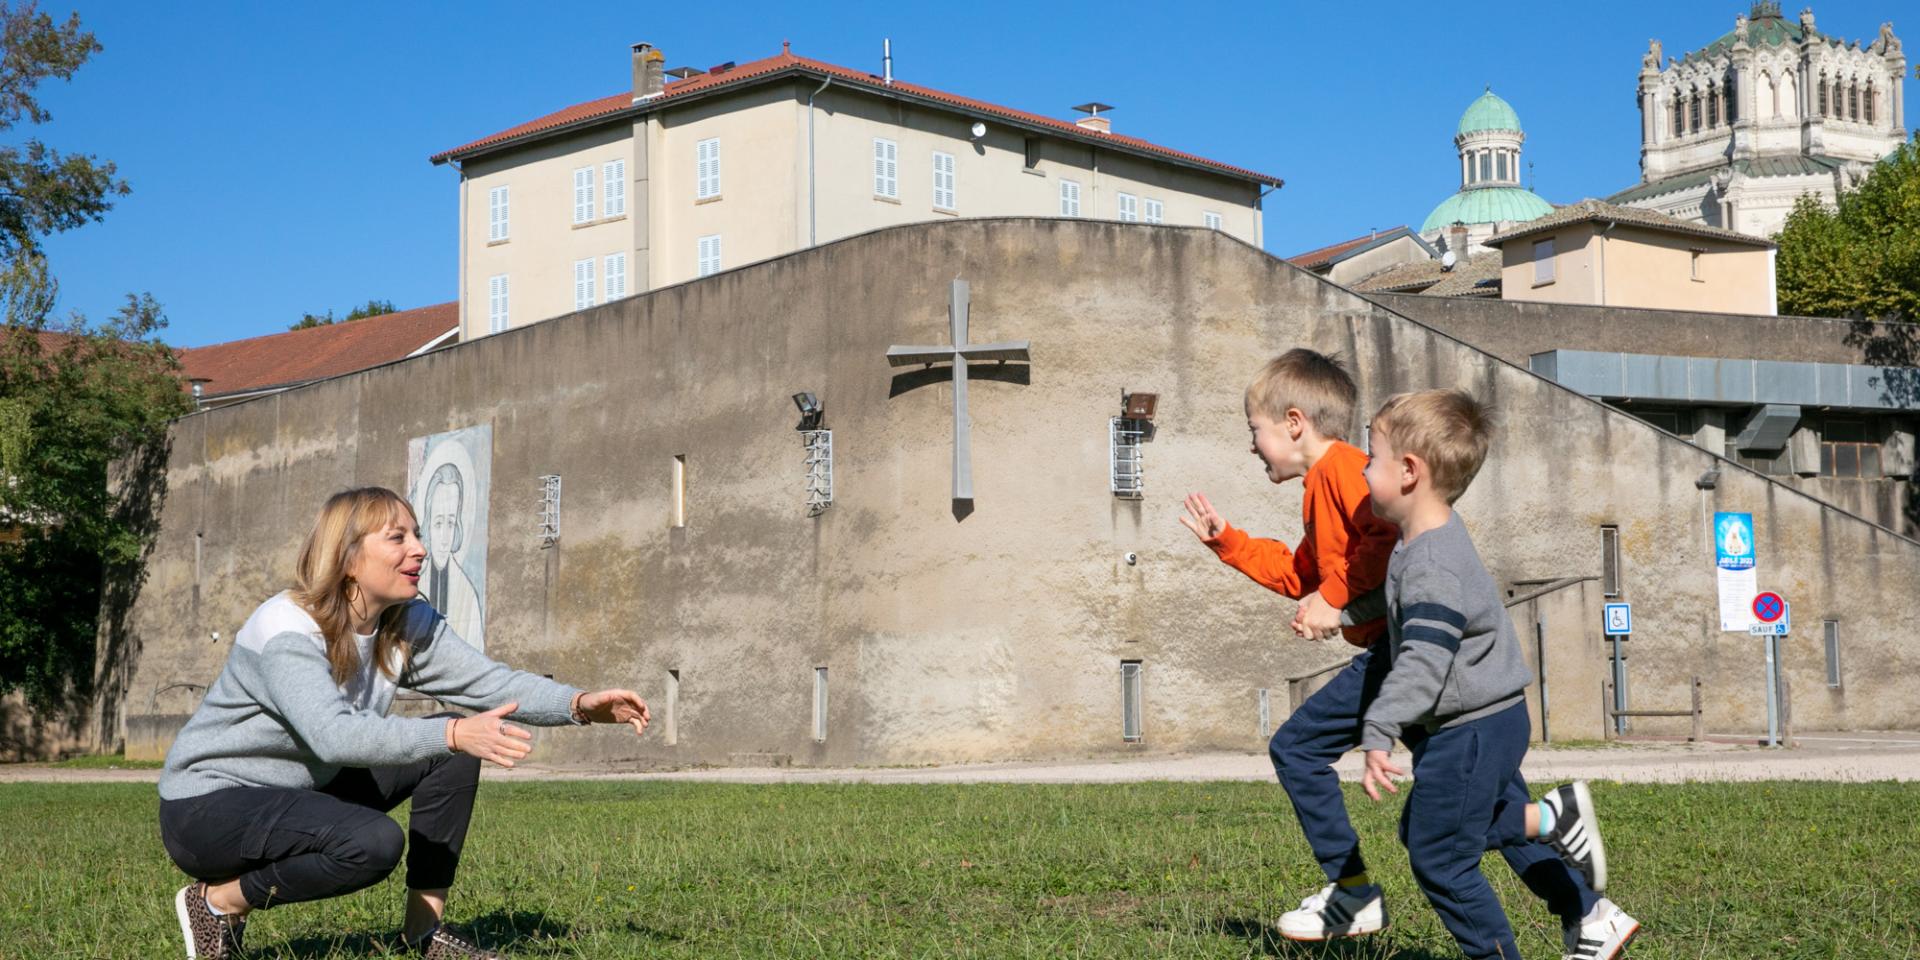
[1204,441,1399,648]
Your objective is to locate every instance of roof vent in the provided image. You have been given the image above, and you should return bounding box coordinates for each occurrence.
[665,66,702,81]
[1072,102,1114,133]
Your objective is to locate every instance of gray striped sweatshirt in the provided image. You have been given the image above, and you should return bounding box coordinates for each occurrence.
[160,593,583,800]
[1360,512,1531,753]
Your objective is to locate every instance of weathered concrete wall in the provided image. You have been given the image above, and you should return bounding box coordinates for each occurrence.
[1364,293,1899,368]
[108,220,1920,765]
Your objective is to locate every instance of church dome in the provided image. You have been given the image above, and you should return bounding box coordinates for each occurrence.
[1421,187,1555,232]
[1458,89,1523,135]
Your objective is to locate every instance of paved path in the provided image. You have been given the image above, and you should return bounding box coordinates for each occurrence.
[7,732,1920,786]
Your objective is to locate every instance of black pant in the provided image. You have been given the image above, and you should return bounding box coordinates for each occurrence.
[158,748,482,910]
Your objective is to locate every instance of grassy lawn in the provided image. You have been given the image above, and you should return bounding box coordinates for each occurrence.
[1,780,1914,958]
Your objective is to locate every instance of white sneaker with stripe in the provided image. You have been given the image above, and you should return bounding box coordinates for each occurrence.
[1563,898,1640,959]
[1542,780,1609,893]
[1274,882,1387,940]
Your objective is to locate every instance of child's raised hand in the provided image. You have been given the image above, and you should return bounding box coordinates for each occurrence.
[1296,592,1343,641]
[1360,749,1405,802]
[1178,492,1228,541]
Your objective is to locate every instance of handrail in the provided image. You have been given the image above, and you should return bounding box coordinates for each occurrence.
[148,681,206,714]
[1504,575,1598,609]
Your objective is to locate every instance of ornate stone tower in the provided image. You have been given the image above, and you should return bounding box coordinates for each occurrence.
[1614,3,1907,236]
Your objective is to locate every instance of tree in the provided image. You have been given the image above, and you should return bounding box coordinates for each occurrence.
[1,4,186,710]
[288,298,397,330]
[1776,138,1920,327]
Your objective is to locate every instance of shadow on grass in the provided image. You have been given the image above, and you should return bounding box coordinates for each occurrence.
[1211,917,1455,960]
[269,910,574,958]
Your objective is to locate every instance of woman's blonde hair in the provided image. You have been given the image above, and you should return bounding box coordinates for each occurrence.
[290,487,417,685]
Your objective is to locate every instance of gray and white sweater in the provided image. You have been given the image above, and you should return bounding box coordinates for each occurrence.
[1360,512,1531,753]
[160,593,583,801]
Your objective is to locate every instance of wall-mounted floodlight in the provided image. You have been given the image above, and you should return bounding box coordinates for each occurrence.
[969,121,987,139]
[1123,391,1159,421]
[1694,468,1720,490]
[793,392,824,431]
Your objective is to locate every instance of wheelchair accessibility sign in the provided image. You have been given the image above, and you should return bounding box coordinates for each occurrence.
[1602,603,1632,636]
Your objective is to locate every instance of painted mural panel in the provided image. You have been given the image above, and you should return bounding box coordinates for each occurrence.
[408,424,491,652]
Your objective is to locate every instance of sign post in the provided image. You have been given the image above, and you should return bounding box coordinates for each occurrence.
[1602,603,1632,735]
[1748,592,1790,747]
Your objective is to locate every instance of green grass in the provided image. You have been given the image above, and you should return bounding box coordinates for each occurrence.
[1,780,1915,958]
[45,753,163,770]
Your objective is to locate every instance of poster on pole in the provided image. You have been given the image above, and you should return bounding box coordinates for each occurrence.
[1715,511,1757,632]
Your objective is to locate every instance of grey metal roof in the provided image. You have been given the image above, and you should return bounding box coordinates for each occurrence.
[1530,349,1920,411]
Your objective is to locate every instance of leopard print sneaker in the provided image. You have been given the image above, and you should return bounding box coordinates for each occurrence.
[412,925,507,959]
[172,883,246,958]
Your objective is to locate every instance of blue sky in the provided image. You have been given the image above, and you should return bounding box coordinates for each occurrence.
[30,1,1915,347]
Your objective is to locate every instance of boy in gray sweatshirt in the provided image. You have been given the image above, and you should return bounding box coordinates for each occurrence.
[1357,390,1639,960]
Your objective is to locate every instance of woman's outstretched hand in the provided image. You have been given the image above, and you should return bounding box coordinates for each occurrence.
[449,702,533,768]
[574,689,651,736]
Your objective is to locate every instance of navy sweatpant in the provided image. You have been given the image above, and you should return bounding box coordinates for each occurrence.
[1267,649,1597,925]
[1399,700,1541,960]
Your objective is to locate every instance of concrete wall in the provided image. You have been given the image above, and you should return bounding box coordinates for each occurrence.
[107,220,1920,766]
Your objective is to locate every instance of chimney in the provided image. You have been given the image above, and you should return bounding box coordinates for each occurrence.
[1447,222,1470,259]
[632,43,665,101]
[1072,102,1114,134]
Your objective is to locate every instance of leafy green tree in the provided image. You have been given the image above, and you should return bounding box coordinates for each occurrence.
[1776,138,1920,327]
[289,298,396,330]
[1,4,186,708]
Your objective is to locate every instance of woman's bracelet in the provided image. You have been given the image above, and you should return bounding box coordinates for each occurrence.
[571,693,589,725]
[446,717,459,754]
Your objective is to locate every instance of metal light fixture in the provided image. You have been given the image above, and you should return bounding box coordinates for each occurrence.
[1695,468,1720,490]
[792,392,824,431]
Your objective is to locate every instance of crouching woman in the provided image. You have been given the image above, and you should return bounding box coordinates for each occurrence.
[157,487,648,959]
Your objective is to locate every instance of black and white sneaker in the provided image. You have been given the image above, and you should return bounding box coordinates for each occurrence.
[1274,882,1387,940]
[1542,781,1609,893]
[1563,899,1639,959]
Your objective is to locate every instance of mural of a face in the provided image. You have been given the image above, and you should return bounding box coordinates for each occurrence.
[426,464,464,570]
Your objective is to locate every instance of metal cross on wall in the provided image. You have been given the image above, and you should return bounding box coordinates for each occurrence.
[886,279,1031,503]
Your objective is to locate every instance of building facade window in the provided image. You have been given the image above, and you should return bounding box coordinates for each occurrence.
[1117,192,1138,222]
[697,234,722,277]
[1707,87,1719,127]
[1671,95,1684,136]
[1818,79,1828,116]
[1818,419,1883,478]
[1824,620,1842,688]
[573,257,596,309]
[1144,198,1163,224]
[1865,82,1876,124]
[605,252,627,300]
[1690,249,1704,281]
[1849,83,1860,121]
[1532,238,1556,284]
[1496,153,1508,182]
[573,167,595,224]
[1023,136,1042,170]
[873,138,898,199]
[603,159,625,217]
[1120,660,1143,741]
[488,186,509,241]
[1689,95,1701,132]
[1059,178,1080,216]
[1478,152,1492,182]
[487,274,508,334]
[932,151,955,211]
[696,138,720,200]
[1203,211,1222,231]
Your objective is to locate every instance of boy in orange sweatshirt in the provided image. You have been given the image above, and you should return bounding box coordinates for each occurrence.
[1183,352,1616,955]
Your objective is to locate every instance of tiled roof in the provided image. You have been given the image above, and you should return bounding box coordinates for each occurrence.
[1485,198,1775,248]
[180,301,457,399]
[1350,251,1502,298]
[431,49,1282,186]
[1607,155,1842,205]
[1287,226,1412,270]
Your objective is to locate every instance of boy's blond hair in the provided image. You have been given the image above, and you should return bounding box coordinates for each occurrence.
[1370,389,1491,503]
[1245,349,1358,441]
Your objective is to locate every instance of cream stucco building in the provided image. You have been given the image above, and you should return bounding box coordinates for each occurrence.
[1484,200,1777,314]
[431,43,1282,341]
[1611,3,1907,236]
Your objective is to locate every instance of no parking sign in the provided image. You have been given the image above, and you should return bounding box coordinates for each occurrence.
[1748,591,1790,636]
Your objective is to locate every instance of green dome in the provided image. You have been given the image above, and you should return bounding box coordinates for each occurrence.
[1421,187,1554,232]
[1458,89,1522,135]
